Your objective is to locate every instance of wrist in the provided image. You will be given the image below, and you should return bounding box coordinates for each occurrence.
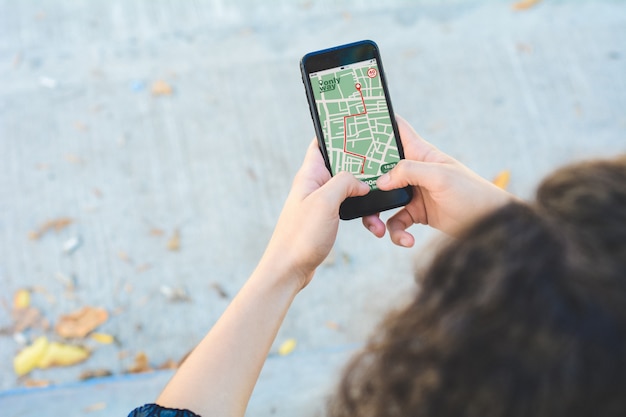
[252,251,310,297]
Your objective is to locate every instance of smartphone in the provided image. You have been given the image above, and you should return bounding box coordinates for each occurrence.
[300,40,412,220]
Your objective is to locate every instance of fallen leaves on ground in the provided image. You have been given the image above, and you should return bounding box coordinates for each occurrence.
[83,402,107,413]
[23,378,52,388]
[80,369,113,381]
[28,217,73,240]
[14,336,90,376]
[55,306,108,339]
[11,306,49,333]
[166,229,180,251]
[492,170,511,190]
[278,338,297,356]
[126,351,152,374]
[7,289,49,334]
[512,0,542,11]
[90,332,115,344]
[157,359,179,370]
[13,289,31,309]
[151,80,173,96]
[14,336,48,376]
[38,341,90,369]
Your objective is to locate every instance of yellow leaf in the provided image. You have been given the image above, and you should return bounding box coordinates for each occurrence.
[14,336,49,376]
[278,338,297,356]
[166,230,180,251]
[13,289,31,309]
[90,333,115,344]
[38,342,90,368]
[151,80,173,96]
[512,0,542,11]
[492,170,511,190]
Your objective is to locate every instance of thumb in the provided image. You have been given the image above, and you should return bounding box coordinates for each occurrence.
[376,160,450,192]
[313,171,370,207]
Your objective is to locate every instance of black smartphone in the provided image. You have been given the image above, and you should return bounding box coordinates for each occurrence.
[300,40,412,220]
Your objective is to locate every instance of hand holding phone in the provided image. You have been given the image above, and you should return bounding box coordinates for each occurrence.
[300,40,412,220]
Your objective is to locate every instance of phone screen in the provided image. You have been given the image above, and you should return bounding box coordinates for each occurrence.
[308,58,400,190]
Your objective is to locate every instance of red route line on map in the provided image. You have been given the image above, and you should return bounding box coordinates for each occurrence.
[343,84,367,174]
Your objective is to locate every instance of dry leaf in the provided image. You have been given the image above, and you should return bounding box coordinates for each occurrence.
[118,251,132,263]
[512,0,542,10]
[83,402,107,413]
[29,217,73,240]
[149,228,165,236]
[14,336,48,376]
[12,306,49,333]
[90,332,115,344]
[127,351,152,374]
[166,230,180,251]
[55,306,108,338]
[23,378,52,388]
[325,321,342,331]
[80,369,113,380]
[278,338,297,356]
[38,342,90,368]
[492,170,511,190]
[151,80,173,96]
[13,289,31,309]
[157,359,179,370]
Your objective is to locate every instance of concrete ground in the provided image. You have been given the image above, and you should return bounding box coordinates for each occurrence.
[1,0,625,415]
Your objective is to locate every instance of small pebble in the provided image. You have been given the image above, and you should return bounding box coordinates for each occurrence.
[63,236,82,255]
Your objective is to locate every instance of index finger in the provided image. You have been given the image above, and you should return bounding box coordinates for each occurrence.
[386,207,417,247]
[292,139,332,198]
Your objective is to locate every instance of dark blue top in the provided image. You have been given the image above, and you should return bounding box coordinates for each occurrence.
[128,403,201,417]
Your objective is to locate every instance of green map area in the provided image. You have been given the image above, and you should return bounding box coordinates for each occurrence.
[311,60,400,189]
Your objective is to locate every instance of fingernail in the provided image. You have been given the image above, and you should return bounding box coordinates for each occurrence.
[377,173,390,186]
[400,237,412,247]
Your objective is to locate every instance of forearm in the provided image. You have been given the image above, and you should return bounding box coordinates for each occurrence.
[156,258,301,417]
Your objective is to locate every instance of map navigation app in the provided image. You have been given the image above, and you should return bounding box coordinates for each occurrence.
[310,58,400,190]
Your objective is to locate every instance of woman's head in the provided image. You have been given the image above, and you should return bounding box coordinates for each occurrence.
[329,156,626,417]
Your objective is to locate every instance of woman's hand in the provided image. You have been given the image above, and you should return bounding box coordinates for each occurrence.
[260,139,370,290]
[156,140,368,417]
[363,116,515,246]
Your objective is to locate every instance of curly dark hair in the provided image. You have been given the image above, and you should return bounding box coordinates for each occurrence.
[328,155,626,417]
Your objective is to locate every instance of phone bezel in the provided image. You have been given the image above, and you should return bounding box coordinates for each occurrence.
[300,40,412,220]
